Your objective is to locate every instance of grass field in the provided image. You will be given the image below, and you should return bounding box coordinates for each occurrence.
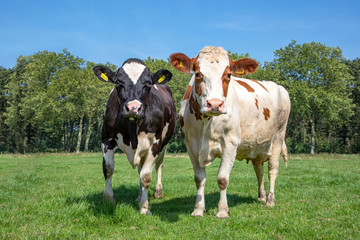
[0,153,359,239]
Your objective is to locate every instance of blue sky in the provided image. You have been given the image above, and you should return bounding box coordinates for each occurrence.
[1,0,359,69]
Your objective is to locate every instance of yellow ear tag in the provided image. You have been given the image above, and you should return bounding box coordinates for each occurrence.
[236,69,245,75]
[100,73,108,81]
[179,61,184,68]
[158,75,166,83]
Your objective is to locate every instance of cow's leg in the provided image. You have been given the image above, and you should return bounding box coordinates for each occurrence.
[102,141,116,203]
[267,143,282,207]
[192,165,206,217]
[153,148,165,199]
[138,155,156,215]
[216,150,236,219]
[252,160,267,203]
[187,150,206,217]
[136,165,142,202]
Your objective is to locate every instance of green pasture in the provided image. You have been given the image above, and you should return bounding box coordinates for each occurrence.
[0,153,359,239]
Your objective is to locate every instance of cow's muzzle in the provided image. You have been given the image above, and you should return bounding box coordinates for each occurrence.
[202,99,226,116]
[124,100,143,121]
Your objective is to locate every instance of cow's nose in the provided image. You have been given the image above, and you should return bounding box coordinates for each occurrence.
[206,99,224,113]
[125,100,142,114]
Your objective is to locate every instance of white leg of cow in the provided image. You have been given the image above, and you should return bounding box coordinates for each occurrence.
[252,161,267,203]
[102,143,115,203]
[136,165,142,202]
[267,143,281,207]
[153,149,165,199]
[192,164,206,217]
[138,155,156,215]
[216,150,236,218]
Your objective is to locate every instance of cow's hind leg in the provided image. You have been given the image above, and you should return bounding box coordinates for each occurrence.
[252,160,267,203]
[102,140,117,203]
[153,148,165,199]
[267,142,282,207]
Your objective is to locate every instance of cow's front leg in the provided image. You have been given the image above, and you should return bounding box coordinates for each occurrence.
[191,164,206,217]
[153,148,165,199]
[102,141,116,203]
[136,165,142,202]
[252,160,267,203]
[138,155,156,215]
[217,146,236,218]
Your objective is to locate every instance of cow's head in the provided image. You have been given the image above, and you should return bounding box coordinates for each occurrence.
[170,46,258,116]
[93,58,172,121]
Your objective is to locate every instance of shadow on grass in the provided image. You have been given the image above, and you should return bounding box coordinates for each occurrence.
[67,185,257,222]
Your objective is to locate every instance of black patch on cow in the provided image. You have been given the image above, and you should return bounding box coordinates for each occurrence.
[102,138,117,153]
[102,157,107,180]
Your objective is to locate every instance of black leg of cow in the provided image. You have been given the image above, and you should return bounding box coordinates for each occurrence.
[153,149,165,199]
[102,142,116,203]
[252,160,267,203]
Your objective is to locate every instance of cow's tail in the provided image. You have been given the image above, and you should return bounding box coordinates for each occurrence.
[281,141,288,167]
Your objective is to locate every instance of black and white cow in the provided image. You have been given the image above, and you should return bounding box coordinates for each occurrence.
[93,58,176,215]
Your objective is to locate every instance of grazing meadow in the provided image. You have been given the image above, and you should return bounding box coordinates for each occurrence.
[0,153,359,239]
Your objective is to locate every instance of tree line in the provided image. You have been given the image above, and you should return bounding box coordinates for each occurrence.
[0,40,359,154]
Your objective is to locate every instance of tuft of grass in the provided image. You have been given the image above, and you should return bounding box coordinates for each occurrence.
[0,153,359,239]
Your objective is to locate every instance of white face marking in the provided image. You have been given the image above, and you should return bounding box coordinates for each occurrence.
[197,47,229,102]
[122,62,146,84]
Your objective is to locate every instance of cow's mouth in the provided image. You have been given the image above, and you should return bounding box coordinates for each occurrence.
[124,114,142,121]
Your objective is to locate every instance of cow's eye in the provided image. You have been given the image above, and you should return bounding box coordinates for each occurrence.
[227,73,232,79]
[195,73,202,79]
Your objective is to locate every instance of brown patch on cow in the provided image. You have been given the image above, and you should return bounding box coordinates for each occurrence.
[194,78,202,96]
[235,80,255,93]
[183,85,193,101]
[217,177,228,190]
[249,79,269,92]
[194,176,201,189]
[222,66,231,98]
[141,172,152,189]
[189,93,212,121]
[263,108,270,120]
[179,116,184,128]
[189,93,203,121]
[255,98,259,109]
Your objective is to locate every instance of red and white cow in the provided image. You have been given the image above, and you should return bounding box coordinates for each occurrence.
[170,47,290,218]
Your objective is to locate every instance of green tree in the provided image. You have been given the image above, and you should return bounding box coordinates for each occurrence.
[0,67,13,152]
[270,40,354,154]
[345,58,360,152]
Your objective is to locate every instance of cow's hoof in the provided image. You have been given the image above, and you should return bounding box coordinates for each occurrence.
[103,194,115,204]
[153,188,163,199]
[191,209,205,217]
[140,208,151,215]
[266,192,275,207]
[258,197,266,203]
[216,211,229,219]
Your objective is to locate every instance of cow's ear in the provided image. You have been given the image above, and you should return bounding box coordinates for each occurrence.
[169,53,196,74]
[152,69,172,84]
[230,58,259,77]
[93,66,116,83]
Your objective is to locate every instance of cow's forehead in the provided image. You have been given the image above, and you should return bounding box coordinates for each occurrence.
[122,62,147,84]
[197,46,229,76]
